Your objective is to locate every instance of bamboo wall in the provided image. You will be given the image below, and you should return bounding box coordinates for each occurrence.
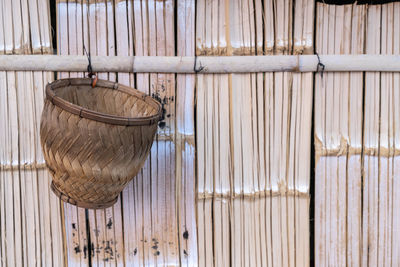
[1,1,400,267]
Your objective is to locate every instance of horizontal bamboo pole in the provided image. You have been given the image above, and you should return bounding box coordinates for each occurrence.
[1,55,400,72]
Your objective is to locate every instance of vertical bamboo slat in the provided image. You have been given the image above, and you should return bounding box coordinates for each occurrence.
[57,1,126,266]
[0,1,65,266]
[195,1,313,266]
[362,3,400,266]
[176,0,197,266]
[8,2,400,267]
[363,5,381,266]
[314,4,365,267]
[195,0,230,265]
[392,4,400,266]
[57,1,89,265]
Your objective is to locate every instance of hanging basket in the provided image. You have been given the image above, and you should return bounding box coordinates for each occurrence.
[40,78,162,209]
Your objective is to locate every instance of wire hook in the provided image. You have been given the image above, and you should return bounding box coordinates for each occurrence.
[83,45,97,87]
[194,55,205,73]
[316,53,325,78]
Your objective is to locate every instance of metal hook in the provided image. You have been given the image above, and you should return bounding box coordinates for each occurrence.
[316,53,325,78]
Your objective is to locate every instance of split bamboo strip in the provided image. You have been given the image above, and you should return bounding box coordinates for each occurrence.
[176,0,198,266]
[116,1,181,266]
[0,1,65,266]
[389,3,400,266]
[195,1,313,266]
[363,5,381,266]
[314,3,365,267]
[362,3,400,266]
[57,1,126,266]
[267,1,313,266]
[392,4,400,266]
[196,0,229,265]
[268,2,291,266]
[150,1,179,264]
[90,1,123,265]
[291,1,314,266]
[378,6,393,265]
[120,1,146,265]
[56,0,89,265]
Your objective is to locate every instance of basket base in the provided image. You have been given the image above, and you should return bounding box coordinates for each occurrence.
[51,182,118,209]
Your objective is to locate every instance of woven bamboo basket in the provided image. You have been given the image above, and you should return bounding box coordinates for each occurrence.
[40,78,162,209]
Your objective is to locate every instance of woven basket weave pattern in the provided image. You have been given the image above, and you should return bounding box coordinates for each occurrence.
[40,78,161,209]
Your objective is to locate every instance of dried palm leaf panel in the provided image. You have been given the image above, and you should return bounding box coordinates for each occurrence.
[363,3,400,266]
[0,0,64,266]
[314,3,365,267]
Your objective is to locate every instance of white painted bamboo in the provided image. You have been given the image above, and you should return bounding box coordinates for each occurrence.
[1,54,400,72]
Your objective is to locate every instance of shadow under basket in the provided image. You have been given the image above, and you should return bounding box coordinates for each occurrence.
[40,78,162,209]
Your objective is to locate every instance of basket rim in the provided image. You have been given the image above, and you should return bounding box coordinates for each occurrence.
[46,78,162,126]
